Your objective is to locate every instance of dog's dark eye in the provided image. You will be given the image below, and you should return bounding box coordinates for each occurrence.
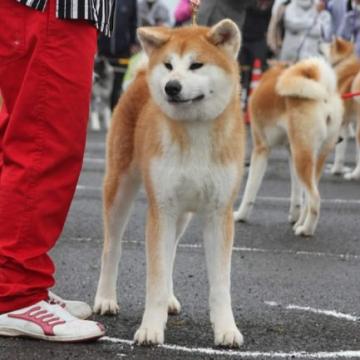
[189,63,203,70]
[164,62,173,71]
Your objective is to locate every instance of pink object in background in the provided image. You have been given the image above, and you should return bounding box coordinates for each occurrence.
[175,0,192,24]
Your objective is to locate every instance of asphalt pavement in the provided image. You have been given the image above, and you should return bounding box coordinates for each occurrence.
[1,129,359,360]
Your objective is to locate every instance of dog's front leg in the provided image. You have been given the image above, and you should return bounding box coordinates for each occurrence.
[203,209,243,348]
[168,212,192,315]
[134,208,177,345]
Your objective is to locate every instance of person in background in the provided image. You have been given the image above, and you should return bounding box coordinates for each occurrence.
[196,0,252,28]
[325,0,348,37]
[98,0,138,109]
[0,0,114,342]
[174,0,192,26]
[240,0,273,99]
[267,0,290,58]
[279,0,331,62]
[272,0,288,14]
[339,0,360,57]
[138,0,171,26]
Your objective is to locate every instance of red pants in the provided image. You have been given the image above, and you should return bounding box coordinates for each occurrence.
[0,0,97,313]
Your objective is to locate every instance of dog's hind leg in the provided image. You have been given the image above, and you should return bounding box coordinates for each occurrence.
[90,108,101,131]
[103,106,112,130]
[94,168,141,315]
[292,149,320,237]
[203,208,243,348]
[288,154,303,224]
[344,118,360,180]
[168,212,192,315]
[316,142,335,182]
[331,125,348,175]
[234,143,269,222]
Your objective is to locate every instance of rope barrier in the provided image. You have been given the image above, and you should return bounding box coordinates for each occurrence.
[342,91,360,100]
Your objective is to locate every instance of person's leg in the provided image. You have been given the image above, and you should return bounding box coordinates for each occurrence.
[251,39,269,72]
[0,0,97,313]
[239,42,252,96]
[111,65,126,110]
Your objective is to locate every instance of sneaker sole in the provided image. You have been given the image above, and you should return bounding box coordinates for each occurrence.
[0,327,104,343]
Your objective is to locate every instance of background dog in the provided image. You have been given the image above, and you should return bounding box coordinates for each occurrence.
[94,20,246,347]
[234,58,343,237]
[90,57,114,131]
[328,38,360,180]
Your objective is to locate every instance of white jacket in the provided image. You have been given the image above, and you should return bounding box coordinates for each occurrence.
[280,1,331,62]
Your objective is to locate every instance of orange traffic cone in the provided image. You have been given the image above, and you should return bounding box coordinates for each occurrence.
[244,58,262,124]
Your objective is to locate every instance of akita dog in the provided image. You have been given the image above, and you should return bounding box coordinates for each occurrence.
[94,20,246,347]
[328,38,360,180]
[234,58,343,236]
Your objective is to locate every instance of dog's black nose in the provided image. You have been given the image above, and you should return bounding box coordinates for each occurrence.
[165,80,182,97]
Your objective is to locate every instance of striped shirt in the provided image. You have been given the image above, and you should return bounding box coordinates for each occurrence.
[16,0,115,36]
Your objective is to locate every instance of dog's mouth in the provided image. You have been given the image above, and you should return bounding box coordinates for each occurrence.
[167,94,205,104]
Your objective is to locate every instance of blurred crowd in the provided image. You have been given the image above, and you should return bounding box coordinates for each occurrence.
[90,0,360,129]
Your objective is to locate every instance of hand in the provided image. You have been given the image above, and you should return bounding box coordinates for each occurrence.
[190,0,200,9]
[190,0,201,7]
[130,44,141,55]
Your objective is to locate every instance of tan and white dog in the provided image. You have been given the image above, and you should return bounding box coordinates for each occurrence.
[328,38,360,180]
[94,20,246,347]
[234,58,343,236]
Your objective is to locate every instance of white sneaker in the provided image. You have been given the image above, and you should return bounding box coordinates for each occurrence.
[48,291,92,320]
[0,300,105,342]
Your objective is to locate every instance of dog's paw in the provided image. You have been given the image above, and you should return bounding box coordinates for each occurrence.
[344,171,360,181]
[134,326,164,346]
[330,165,345,175]
[288,210,300,224]
[293,221,301,232]
[294,225,313,237]
[168,295,181,315]
[233,210,248,223]
[214,327,244,348]
[93,297,120,315]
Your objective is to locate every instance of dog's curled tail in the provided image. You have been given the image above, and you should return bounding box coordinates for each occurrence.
[276,57,337,101]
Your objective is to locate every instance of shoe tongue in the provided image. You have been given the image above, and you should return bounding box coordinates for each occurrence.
[47,297,66,307]
[42,300,76,321]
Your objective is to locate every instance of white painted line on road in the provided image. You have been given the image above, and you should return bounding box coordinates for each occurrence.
[71,237,360,260]
[76,185,103,192]
[84,157,105,164]
[265,301,359,322]
[75,185,360,205]
[118,240,360,261]
[255,196,360,205]
[100,336,360,358]
[71,237,360,261]
[324,164,352,174]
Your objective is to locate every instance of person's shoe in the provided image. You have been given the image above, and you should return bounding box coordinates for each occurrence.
[48,291,93,320]
[0,300,105,342]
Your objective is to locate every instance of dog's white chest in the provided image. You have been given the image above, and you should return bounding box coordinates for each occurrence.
[149,125,237,213]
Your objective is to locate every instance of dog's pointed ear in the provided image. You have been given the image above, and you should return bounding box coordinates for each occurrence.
[334,36,342,49]
[207,19,241,59]
[137,27,170,56]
